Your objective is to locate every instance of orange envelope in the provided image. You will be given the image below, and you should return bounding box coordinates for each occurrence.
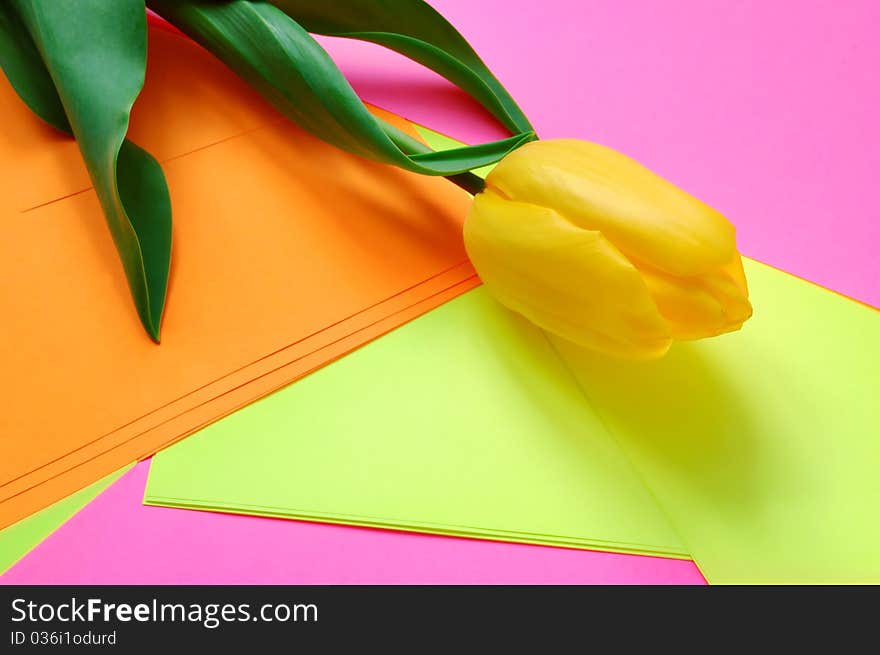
[0,24,476,529]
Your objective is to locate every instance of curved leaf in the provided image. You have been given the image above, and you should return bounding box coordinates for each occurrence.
[0,5,69,132]
[0,0,172,342]
[147,0,535,175]
[268,0,534,135]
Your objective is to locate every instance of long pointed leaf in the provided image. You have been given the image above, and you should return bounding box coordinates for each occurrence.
[0,0,172,341]
[147,0,535,175]
[269,0,534,135]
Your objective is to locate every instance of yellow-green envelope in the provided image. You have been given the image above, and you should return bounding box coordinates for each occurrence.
[146,288,687,558]
[145,131,880,583]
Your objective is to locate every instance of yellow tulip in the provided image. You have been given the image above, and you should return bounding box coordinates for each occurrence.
[463,139,752,359]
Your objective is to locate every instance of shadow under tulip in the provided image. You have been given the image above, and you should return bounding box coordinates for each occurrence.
[246,119,470,271]
[551,335,765,523]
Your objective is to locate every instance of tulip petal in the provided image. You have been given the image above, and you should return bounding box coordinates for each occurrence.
[465,191,672,359]
[486,139,736,277]
[639,255,753,339]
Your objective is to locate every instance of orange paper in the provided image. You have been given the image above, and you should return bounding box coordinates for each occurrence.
[0,25,475,529]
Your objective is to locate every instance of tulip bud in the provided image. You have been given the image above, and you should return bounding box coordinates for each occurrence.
[463,139,752,359]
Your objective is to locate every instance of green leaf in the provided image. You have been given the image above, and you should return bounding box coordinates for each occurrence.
[0,5,69,132]
[268,0,534,135]
[0,0,171,342]
[146,0,536,175]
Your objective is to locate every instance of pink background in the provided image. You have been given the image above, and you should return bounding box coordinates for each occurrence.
[4,1,877,583]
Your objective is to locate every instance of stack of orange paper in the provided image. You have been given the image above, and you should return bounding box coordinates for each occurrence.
[0,24,477,529]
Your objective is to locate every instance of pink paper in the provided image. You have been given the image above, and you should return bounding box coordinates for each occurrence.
[0,462,704,584]
[322,0,880,308]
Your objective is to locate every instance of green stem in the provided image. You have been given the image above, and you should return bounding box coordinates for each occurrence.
[444,170,486,195]
[381,119,486,196]
[446,172,486,196]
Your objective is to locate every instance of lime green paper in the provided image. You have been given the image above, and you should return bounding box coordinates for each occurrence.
[146,289,686,557]
[146,258,880,581]
[557,260,880,583]
[0,465,130,575]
